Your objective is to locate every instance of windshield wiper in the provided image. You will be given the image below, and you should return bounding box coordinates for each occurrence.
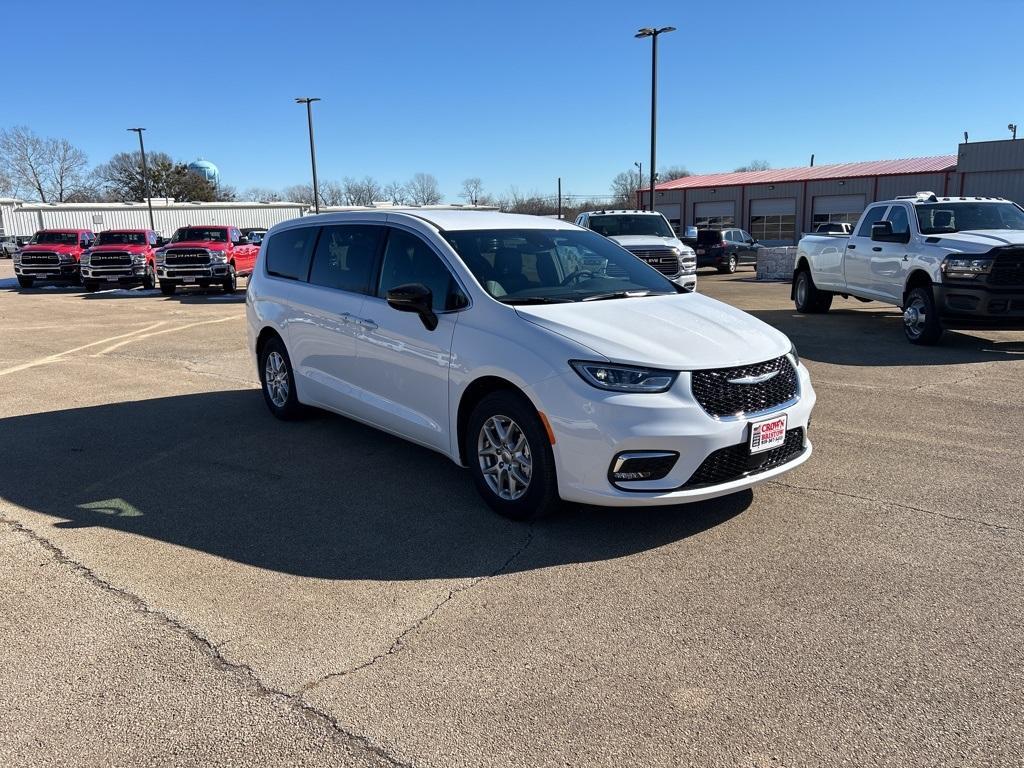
[581,290,668,302]
[498,296,574,305]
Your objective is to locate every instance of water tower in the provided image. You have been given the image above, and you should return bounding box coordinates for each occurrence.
[188,159,220,184]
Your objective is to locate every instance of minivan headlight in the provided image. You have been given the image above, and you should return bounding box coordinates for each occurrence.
[570,360,677,393]
[788,342,800,368]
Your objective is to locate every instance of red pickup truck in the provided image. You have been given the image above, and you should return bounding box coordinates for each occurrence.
[81,229,160,292]
[14,228,96,288]
[156,225,259,295]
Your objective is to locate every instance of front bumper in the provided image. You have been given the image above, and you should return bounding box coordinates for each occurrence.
[158,264,231,282]
[672,273,697,292]
[935,283,1024,328]
[532,363,816,507]
[14,263,80,280]
[83,264,149,283]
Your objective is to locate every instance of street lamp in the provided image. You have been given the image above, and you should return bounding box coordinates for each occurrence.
[634,161,642,209]
[635,26,676,213]
[127,128,155,231]
[295,97,322,214]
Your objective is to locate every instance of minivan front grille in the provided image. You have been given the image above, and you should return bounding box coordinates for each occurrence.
[690,356,799,418]
[681,428,805,489]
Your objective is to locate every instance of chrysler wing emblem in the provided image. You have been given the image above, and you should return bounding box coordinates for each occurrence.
[727,370,779,385]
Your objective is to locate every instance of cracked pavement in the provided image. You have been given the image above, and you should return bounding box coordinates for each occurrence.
[0,262,1022,767]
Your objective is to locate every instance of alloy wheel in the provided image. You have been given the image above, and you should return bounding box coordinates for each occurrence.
[477,415,532,501]
[264,351,290,407]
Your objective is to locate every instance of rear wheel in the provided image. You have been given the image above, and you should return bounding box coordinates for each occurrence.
[16,275,33,289]
[222,265,237,294]
[794,269,833,313]
[83,280,99,292]
[718,254,738,274]
[466,390,559,520]
[159,280,177,296]
[258,335,303,420]
[903,286,943,345]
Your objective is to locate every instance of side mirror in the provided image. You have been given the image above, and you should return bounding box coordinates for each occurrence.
[871,221,910,243]
[386,283,438,331]
[236,237,250,245]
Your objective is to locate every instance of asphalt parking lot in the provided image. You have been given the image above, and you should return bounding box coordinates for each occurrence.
[1,260,1022,767]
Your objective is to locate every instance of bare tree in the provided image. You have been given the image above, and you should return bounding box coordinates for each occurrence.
[406,172,442,205]
[382,180,408,205]
[0,126,56,201]
[341,176,382,206]
[45,138,90,202]
[242,186,283,202]
[658,165,691,181]
[734,160,770,172]
[318,180,346,206]
[94,151,220,202]
[460,177,485,206]
[610,170,641,205]
[282,184,315,205]
[0,167,15,198]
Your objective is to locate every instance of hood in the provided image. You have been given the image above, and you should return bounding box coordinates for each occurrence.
[165,240,227,249]
[610,234,687,251]
[515,292,790,369]
[927,229,1024,252]
[22,243,78,252]
[91,243,148,253]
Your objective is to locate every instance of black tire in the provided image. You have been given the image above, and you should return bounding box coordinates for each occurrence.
[222,264,237,294]
[83,280,99,292]
[142,265,156,290]
[793,269,833,313]
[159,280,177,296]
[465,390,559,521]
[718,254,738,274]
[16,275,33,289]
[903,285,943,345]
[258,335,304,420]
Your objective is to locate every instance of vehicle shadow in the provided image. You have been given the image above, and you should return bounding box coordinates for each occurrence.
[0,390,749,580]
[750,307,1024,366]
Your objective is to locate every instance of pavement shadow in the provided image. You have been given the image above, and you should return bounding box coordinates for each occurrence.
[750,307,1024,366]
[0,390,748,580]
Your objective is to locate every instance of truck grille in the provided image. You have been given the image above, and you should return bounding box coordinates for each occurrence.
[165,249,210,266]
[690,356,799,418]
[681,428,805,489]
[989,249,1024,287]
[625,247,681,276]
[21,252,60,265]
[90,252,132,266]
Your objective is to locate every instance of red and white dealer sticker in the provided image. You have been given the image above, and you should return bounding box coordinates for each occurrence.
[749,414,788,454]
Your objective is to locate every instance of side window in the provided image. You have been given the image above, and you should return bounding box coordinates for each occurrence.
[309,224,383,293]
[377,228,465,311]
[149,232,157,246]
[740,230,753,242]
[885,205,910,236]
[856,206,889,237]
[265,226,317,281]
[230,228,241,245]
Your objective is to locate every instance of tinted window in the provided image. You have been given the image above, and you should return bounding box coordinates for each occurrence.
[265,226,317,281]
[697,230,722,245]
[740,230,752,242]
[886,205,910,236]
[587,214,674,238]
[378,229,464,311]
[856,206,889,237]
[309,225,383,293]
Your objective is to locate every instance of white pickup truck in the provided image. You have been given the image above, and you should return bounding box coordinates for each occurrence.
[792,192,1024,344]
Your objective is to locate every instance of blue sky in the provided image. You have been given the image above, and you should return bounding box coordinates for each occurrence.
[7,0,1022,200]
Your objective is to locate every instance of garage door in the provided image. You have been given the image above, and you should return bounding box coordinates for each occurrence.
[812,194,865,230]
[750,198,796,244]
[694,201,735,229]
[655,203,682,233]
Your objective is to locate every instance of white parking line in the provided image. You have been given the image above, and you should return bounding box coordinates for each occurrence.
[93,317,236,355]
[0,322,167,377]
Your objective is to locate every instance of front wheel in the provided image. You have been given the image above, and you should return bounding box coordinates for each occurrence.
[159,280,177,296]
[903,286,943,345]
[142,265,156,290]
[794,269,833,313]
[466,391,559,520]
[222,265,237,294]
[83,280,99,292]
[16,275,34,289]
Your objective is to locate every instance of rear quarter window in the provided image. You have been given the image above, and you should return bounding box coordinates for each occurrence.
[265,226,317,281]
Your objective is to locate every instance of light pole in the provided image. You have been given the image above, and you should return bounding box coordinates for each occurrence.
[127,128,155,231]
[635,26,675,214]
[295,97,322,214]
[634,161,642,209]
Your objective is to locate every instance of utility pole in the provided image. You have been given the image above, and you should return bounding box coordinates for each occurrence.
[295,97,322,214]
[636,26,675,215]
[557,177,562,220]
[634,161,642,209]
[127,128,155,231]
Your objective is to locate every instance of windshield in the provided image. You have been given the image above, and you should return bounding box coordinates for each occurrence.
[588,214,674,239]
[172,227,228,243]
[97,231,147,245]
[32,231,78,245]
[916,202,1024,234]
[442,228,677,303]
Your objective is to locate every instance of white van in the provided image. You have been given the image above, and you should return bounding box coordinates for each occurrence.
[246,210,815,519]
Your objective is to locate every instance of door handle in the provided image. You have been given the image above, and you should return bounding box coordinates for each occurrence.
[847,244,856,250]
[902,255,909,261]
[356,318,378,331]
[872,247,882,252]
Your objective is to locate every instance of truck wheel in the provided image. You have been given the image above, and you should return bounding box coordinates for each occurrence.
[794,269,833,313]
[465,390,560,521]
[903,286,943,345]
[16,276,34,289]
[718,254,738,274]
[159,280,177,296]
[142,265,156,290]
[259,335,304,420]
[222,265,237,294]
[83,280,99,292]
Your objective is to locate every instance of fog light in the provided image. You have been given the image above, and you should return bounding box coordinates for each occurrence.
[609,451,679,486]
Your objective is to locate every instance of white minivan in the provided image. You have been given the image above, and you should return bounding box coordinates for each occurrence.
[246,210,816,519]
